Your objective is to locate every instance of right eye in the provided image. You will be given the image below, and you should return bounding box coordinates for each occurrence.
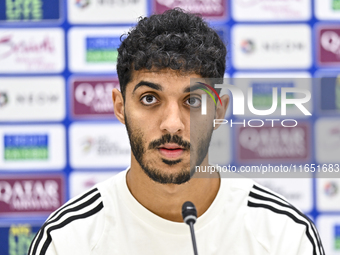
[141,95,158,105]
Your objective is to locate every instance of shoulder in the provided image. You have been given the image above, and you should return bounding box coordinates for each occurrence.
[229,178,325,255]
[28,173,123,255]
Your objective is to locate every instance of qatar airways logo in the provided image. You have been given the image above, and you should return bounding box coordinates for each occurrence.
[321,31,340,56]
[199,82,311,128]
[0,35,55,60]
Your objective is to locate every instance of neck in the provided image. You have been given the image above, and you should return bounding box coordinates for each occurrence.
[126,159,220,222]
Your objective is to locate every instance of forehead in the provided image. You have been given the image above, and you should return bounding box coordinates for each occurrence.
[125,69,204,94]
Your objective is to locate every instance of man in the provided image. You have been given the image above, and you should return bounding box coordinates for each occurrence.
[29,9,324,255]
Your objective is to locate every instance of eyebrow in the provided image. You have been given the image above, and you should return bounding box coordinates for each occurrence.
[133,81,163,94]
[183,83,207,93]
[132,81,206,94]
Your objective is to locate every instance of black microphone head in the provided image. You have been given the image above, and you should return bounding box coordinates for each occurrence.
[182,201,197,225]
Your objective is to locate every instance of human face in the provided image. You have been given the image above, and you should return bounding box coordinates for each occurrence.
[121,69,216,184]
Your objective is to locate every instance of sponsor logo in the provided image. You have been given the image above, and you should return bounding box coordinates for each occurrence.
[4,134,48,161]
[324,181,338,197]
[319,27,340,65]
[241,40,305,55]
[335,225,340,250]
[237,123,310,162]
[241,39,255,54]
[72,78,118,118]
[233,25,311,69]
[76,0,90,8]
[0,125,66,170]
[0,0,60,21]
[0,77,65,122]
[70,123,130,168]
[86,37,120,63]
[262,41,304,52]
[154,0,227,20]
[0,91,8,107]
[0,29,64,73]
[232,0,311,21]
[0,224,41,255]
[81,136,130,156]
[0,35,54,59]
[16,93,59,105]
[0,175,64,215]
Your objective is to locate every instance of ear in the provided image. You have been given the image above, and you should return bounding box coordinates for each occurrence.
[112,88,125,125]
[214,94,229,130]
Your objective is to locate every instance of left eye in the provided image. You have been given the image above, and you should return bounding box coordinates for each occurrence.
[186,97,201,108]
[141,95,158,105]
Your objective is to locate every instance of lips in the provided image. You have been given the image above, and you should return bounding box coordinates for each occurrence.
[158,144,185,159]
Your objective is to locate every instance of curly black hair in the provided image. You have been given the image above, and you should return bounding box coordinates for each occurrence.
[117,8,227,99]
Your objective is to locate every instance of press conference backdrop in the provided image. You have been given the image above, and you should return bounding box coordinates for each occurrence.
[0,0,340,254]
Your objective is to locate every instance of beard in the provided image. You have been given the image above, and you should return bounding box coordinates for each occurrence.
[125,113,214,185]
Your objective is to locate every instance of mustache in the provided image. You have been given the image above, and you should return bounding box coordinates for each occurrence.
[148,134,191,150]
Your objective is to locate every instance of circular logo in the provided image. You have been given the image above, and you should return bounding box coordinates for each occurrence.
[0,92,8,107]
[241,39,255,54]
[324,181,338,197]
[76,0,90,8]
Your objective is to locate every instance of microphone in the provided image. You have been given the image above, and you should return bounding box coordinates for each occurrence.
[182,201,198,255]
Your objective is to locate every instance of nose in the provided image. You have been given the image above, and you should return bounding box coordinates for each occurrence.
[159,101,185,134]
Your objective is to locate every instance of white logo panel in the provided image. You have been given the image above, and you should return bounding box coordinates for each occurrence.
[68,0,147,24]
[0,125,66,170]
[68,27,129,73]
[232,25,312,69]
[317,215,340,255]
[232,72,312,118]
[0,28,64,73]
[317,179,340,211]
[0,77,65,121]
[315,0,340,20]
[69,123,130,168]
[255,178,312,213]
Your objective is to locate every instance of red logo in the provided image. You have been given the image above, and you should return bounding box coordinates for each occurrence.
[0,35,55,60]
[0,175,65,216]
[318,27,340,66]
[72,78,119,118]
[237,122,310,162]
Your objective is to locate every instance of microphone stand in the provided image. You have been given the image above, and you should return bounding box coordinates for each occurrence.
[189,221,198,255]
